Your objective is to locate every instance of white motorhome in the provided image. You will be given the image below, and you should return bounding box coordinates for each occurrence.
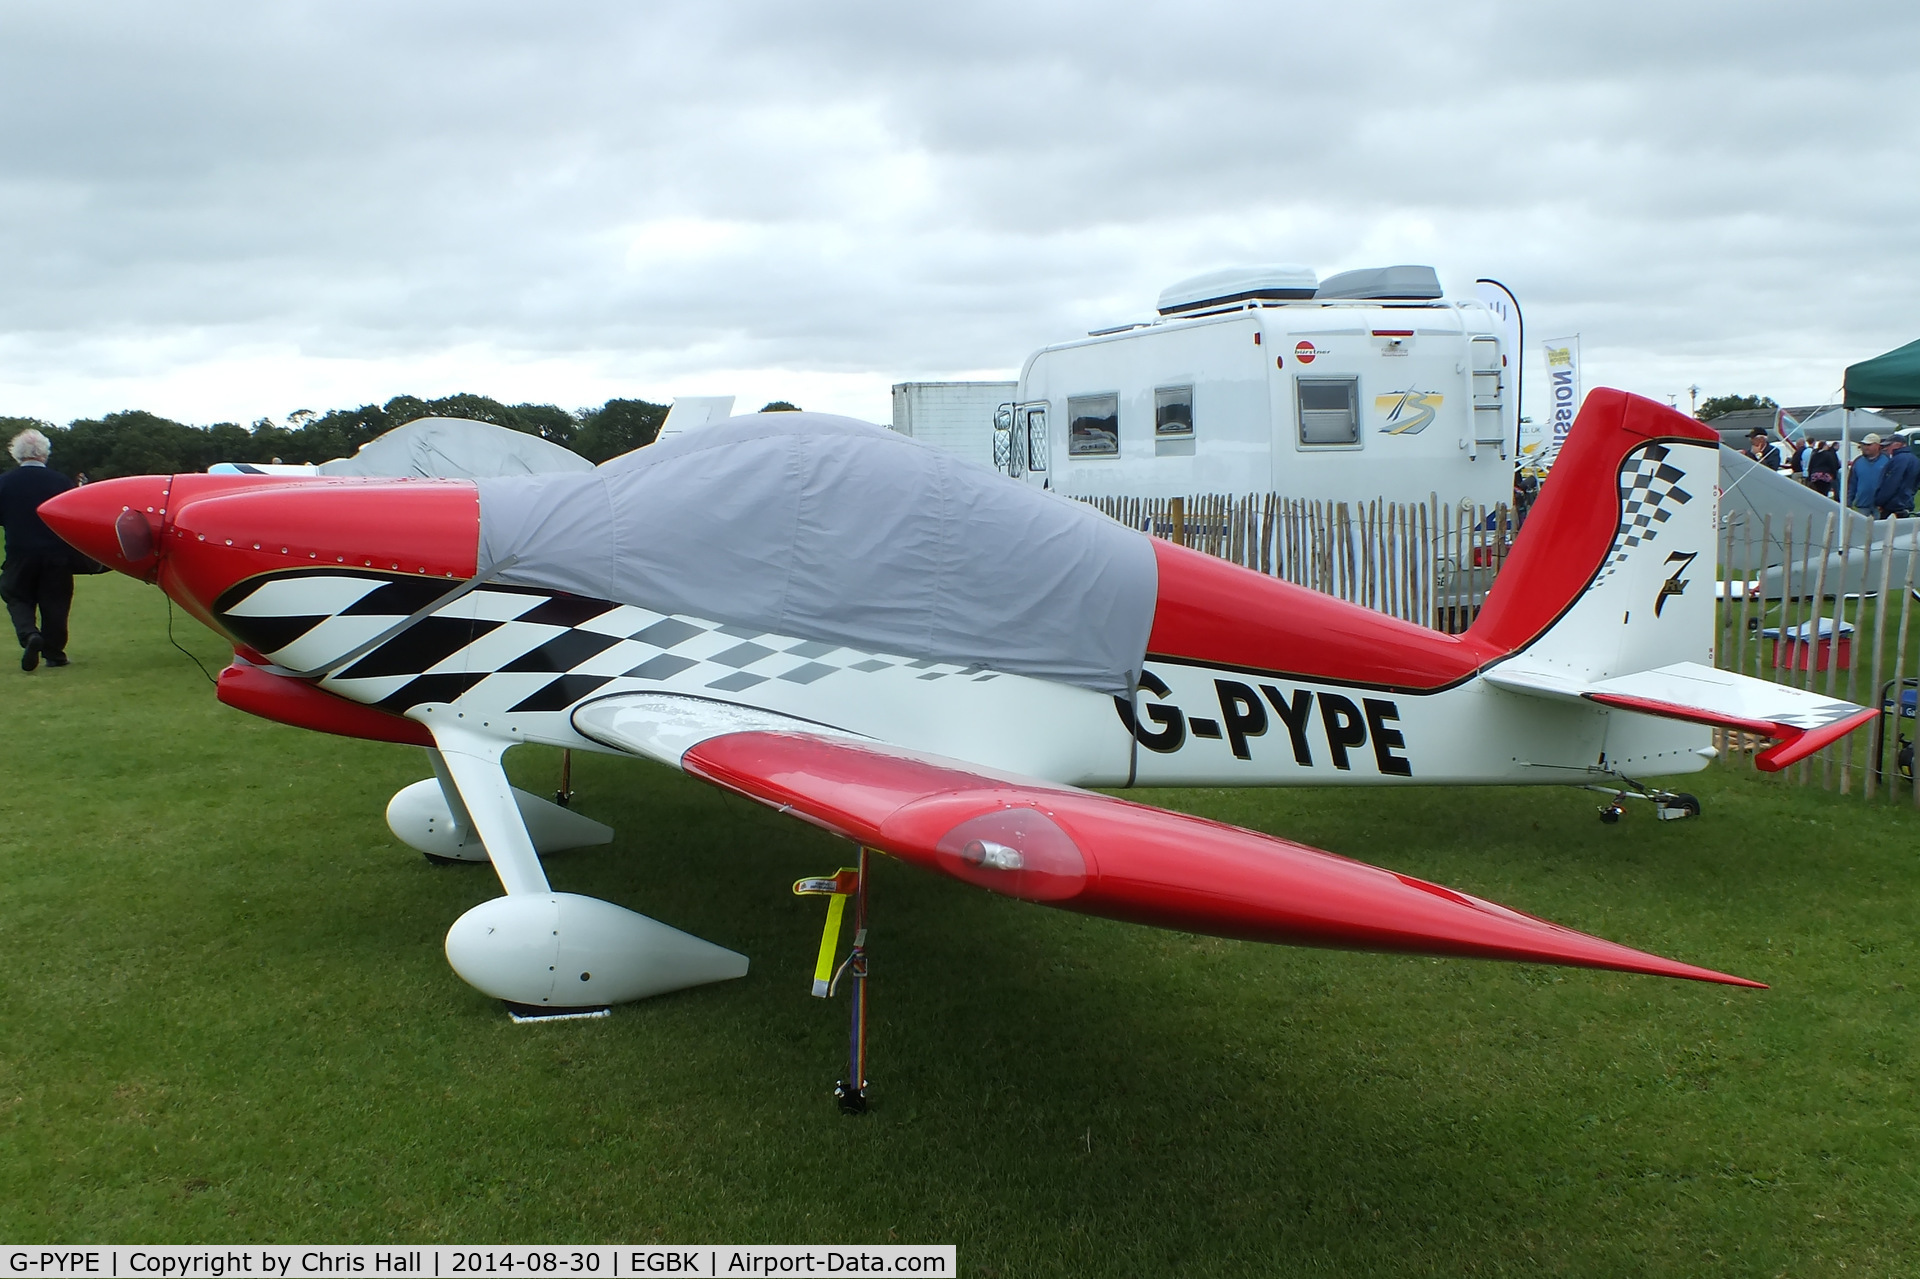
[995,265,1517,507]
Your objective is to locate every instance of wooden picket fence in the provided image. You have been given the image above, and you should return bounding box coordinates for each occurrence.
[1717,510,1920,803]
[1082,491,1919,803]
[1080,492,1513,633]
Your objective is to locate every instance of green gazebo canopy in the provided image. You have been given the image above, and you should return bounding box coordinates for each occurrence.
[1845,337,1920,408]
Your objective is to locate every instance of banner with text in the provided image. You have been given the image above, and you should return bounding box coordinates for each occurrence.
[1538,336,1582,470]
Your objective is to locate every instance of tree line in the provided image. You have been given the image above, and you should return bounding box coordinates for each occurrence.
[0,386,1774,478]
[1695,393,1779,422]
[0,393,674,479]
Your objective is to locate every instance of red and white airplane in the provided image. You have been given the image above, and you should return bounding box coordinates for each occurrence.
[42,390,1873,1017]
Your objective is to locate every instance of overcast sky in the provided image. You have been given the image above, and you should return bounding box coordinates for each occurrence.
[1,0,1915,429]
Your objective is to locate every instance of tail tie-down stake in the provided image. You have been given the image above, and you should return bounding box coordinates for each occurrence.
[795,851,871,1115]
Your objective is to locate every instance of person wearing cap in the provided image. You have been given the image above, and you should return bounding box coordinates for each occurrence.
[1747,429,1782,471]
[0,428,78,670]
[1877,433,1920,518]
[1849,433,1889,516]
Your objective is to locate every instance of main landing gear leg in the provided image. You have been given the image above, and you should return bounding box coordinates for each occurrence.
[1585,776,1701,823]
[795,847,873,1115]
[387,744,611,866]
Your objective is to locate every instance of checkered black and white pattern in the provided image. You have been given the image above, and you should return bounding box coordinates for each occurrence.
[1770,698,1868,732]
[215,569,1002,719]
[1593,444,1694,587]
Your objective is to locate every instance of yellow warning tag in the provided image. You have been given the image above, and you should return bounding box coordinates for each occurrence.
[794,867,861,997]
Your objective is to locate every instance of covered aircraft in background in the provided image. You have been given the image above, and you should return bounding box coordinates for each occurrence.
[209,398,735,481]
[1719,443,1920,599]
[209,416,596,480]
[42,391,1875,1024]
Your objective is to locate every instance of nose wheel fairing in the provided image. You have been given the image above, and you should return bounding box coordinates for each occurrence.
[386,749,613,865]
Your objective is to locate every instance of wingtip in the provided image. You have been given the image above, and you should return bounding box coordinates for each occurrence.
[1755,706,1880,772]
[1681,964,1769,990]
[1432,893,1771,990]
[1626,957,1767,989]
[1427,930,1768,990]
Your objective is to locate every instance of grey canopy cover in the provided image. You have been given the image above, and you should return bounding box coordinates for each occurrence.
[317,417,594,479]
[475,413,1158,694]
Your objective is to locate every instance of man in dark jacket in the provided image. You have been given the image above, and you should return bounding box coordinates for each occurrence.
[1878,433,1920,518]
[0,429,78,670]
[1806,441,1842,498]
[1747,430,1782,470]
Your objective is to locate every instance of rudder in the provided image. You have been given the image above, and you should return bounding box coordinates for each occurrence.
[1469,390,1721,682]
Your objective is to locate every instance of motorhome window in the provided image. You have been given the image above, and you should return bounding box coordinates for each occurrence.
[1296,377,1360,446]
[1068,394,1120,457]
[1154,386,1194,438]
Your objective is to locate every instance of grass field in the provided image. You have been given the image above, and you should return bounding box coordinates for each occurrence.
[4,573,1920,1275]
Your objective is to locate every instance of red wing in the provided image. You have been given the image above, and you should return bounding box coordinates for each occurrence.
[682,731,1761,988]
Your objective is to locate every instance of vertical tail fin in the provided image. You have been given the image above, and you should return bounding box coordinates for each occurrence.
[1469,390,1721,681]
[1478,389,1874,772]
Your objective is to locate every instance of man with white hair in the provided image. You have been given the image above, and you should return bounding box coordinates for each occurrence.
[0,428,78,670]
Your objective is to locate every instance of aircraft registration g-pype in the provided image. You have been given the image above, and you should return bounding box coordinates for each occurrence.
[42,391,1876,1027]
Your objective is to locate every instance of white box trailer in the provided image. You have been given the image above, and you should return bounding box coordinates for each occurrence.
[890,381,1018,471]
[994,265,1518,508]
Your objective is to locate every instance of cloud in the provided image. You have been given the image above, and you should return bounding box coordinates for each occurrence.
[0,0,1916,428]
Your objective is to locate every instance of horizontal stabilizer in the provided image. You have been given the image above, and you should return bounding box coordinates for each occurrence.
[680,730,1761,988]
[1485,659,1874,772]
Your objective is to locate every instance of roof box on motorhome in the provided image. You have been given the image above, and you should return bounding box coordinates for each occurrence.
[1314,264,1443,301]
[1156,265,1318,316]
